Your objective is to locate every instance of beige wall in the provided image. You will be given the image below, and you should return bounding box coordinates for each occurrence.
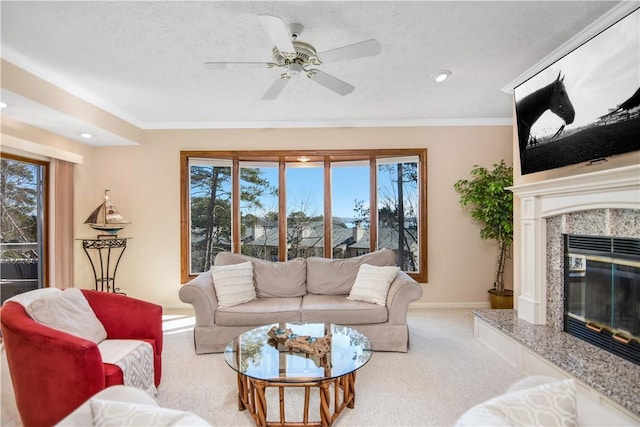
[2,121,513,308]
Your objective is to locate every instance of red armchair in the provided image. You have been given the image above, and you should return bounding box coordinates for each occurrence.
[0,289,163,427]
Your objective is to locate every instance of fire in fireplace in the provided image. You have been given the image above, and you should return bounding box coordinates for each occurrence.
[564,234,640,365]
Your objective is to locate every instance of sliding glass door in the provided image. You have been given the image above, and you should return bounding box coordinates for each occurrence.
[0,154,47,303]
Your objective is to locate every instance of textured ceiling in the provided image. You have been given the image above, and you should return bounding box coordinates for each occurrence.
[0,1,631,144]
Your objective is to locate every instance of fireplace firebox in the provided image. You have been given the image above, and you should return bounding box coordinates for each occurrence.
[564,234,640,365]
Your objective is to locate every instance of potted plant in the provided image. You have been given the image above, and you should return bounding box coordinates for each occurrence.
[454,160,514,309]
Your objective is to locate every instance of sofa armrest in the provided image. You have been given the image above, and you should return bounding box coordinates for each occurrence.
[386,271,423,324]
[81,290,163,356]
[178,270,218,327]
[1,302,107,426]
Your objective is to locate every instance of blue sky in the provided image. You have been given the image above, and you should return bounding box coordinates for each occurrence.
[243,163,414,219]
[252,165,370,218]
[193,161,418,221]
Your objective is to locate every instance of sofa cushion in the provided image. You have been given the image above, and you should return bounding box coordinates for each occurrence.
[215,297,302,326]
[306,249,396,295]
[211,261,257,308]
[214,252,307,298]
[26,288,108,344]
[301,295,388,324]
[254,258,306,298]
[348,264,400,306]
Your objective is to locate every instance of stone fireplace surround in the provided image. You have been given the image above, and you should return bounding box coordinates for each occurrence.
[474,164,640,421]
[546,209,639,334]
[510,164,640,328]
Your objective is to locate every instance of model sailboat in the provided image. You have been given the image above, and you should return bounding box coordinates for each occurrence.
[85,190,130,234]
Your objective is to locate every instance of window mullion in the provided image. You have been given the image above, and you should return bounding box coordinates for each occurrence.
[324,157,332,258]
[369,156,378,253]
[278,158,287,261]
[232,158,240,253]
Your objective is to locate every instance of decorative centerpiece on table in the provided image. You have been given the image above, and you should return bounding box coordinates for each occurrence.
[267,326,332,358]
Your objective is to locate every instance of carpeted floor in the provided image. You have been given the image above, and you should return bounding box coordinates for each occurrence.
[1,308,523,426]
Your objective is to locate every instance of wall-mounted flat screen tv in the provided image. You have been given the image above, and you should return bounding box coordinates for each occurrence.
[514,7,640,175]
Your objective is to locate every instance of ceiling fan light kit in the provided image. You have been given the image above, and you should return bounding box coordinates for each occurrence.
[204,14,381,100]
[270,40,321,67]
[432,70,452,83]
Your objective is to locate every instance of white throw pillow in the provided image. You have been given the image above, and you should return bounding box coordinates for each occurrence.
[211,261,257,308]
[90,399,211,426]
[26,288,108,343]
[454,379,578,427]
[347,263,400,306]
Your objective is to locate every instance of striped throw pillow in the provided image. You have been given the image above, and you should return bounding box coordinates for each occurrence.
[211,261,256,308]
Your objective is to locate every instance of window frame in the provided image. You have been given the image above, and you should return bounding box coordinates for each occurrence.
[0,152,50,290]
[180,149,427,283]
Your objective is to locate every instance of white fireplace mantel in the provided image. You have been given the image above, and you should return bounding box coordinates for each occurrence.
[508,164,640,325]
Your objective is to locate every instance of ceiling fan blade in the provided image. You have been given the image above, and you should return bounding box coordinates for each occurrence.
[258,14,296,56]
[308,70,355,96]
[318,39,381,64]
[203,62,270,70]
[261,77,290,101]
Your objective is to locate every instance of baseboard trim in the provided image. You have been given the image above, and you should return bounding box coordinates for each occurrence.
[410,302,491,309]
[162,301,491,310]
[164,302,492,311]
[163,303,194,311]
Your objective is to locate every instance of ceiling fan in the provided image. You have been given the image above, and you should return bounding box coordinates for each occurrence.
[203,14,381,100]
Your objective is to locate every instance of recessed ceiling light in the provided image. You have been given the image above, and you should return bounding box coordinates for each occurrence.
[0,102,7,109]
[431,70,452,83]
[297,156,311,162]
[80,132,94,139]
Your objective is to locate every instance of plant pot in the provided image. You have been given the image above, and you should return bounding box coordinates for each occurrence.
[488,289,514,309]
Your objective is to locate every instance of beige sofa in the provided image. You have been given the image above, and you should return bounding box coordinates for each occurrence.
[179,249,423,354]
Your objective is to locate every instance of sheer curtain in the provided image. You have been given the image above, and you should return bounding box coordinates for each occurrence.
[52,159,74,288]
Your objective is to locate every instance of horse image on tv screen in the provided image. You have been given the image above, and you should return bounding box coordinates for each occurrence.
[514,7,640,175]
[516,72,575,169]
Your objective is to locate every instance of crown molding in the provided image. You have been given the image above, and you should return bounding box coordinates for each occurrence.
[141,117,513,130]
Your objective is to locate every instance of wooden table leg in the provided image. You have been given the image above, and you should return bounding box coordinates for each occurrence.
[346,372,356,408]
[303,386,311,424]
[237,373,247,411]
[319,380,332,426]
[279,386,285,424]
[253,379,268,427]
[236,374,360,427]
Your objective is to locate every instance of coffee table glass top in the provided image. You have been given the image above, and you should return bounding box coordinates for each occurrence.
[224,323,372,382]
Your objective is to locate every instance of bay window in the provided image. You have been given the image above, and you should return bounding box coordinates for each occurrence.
[181,149,427,282]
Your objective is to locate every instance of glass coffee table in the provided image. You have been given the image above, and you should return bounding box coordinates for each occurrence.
[224,323,372,426]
